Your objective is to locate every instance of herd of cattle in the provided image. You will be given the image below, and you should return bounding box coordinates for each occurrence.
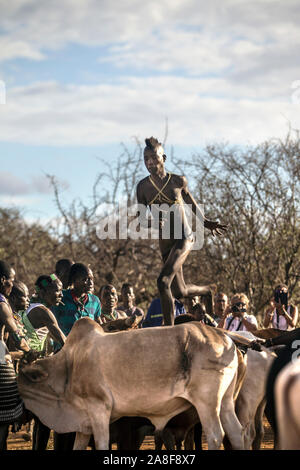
[15,314,300,450]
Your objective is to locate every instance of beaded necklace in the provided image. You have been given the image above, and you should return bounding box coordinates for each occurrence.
[101,310,118,322]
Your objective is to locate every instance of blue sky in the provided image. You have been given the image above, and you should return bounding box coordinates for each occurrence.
[0,0,299,222]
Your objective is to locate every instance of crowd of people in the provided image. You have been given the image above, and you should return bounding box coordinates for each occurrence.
[0,256,299,450]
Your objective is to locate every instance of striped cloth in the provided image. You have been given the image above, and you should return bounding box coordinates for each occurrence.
[0,341,23,424]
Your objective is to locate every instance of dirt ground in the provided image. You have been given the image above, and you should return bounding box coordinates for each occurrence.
[7,417,274,451]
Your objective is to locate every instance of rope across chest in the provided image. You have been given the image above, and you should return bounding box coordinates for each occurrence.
[148,173,183,206]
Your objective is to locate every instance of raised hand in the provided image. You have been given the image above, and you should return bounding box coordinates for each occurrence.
[205,220,228,237]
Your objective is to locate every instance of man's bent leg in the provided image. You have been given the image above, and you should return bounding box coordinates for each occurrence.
[158,240,192,326]
[171,267,216,315]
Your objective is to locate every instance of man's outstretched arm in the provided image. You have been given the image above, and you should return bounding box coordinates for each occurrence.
[181,176,228,236]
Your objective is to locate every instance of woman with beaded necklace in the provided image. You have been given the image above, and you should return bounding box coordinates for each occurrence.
[99,284,127,323]
[24,274,66,353]
[19,274,66,451]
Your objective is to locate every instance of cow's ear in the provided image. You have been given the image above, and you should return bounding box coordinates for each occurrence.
[22,364,49,382]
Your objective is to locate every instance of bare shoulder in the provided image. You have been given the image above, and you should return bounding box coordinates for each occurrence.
[137,176,150,190]
[136,177,151,204]
[117,310,128,319]
[0,301,12,322]
[170,173,186,187]
[137,176,149,193]
[28,304,53,320]
[0,301,10,314]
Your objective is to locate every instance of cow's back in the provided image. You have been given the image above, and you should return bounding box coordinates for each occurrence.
[66,321,236,418]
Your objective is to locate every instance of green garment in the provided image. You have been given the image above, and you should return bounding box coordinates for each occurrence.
[20,312,47,352]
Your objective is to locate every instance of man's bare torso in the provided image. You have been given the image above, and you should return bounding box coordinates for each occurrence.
[137,173,194,256]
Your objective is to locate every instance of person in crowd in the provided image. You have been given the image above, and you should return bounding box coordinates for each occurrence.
[184,295,200,315]
[8,281,30,362]
[99,284,127,323]
[0,261,35,451]
[53,263,101,338]
[191,302,218,326]
[118,283,144,327]
[142,296,186,328]
[55,258,74,290]
[19,275,66,354]
[263,284,298,331]
[45,263,101,451]
[217,293,258,333]
[16,274,67,450]
[213,292,229,324]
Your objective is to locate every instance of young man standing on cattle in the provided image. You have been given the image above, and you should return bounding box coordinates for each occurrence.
[135,137,227,326]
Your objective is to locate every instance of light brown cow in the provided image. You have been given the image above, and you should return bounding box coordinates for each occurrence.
[275,356,300,450]
[153,347,248,450]
[18,318,245,450]
[150,331,275,451]
[235,348,276,449]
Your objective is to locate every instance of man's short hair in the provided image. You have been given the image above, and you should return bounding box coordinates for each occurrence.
[68,263,90,285]
[10,280,27,298]
[0,260,13,279]
[121,282,133,292]
[215,292,228,300]
[55,259,74,274]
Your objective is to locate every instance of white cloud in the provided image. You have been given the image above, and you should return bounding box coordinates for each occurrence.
[0,77,299,147]
[0,1,299,147]
[0,194,39,207]
[0,170,67,195]
[1,0,299,78]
